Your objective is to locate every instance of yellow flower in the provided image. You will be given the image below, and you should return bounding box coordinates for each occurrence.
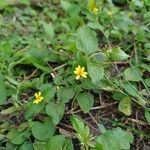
[108,11,112,17]
[74,65,88,80]
[92,7,99,15]
[33,92,43,104]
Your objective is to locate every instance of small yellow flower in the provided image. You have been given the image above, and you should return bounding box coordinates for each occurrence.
[33,92,43,104]
[92,7,99,15]
[74,65,88,80]
[108,11,112,17]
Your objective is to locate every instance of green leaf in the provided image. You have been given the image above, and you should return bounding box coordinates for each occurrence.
[61,0,81,16]
[18,141,33,150]
[32,118,55,141]
[24,45,51,72]
[76,25,99,54]
[112,127,134,149]
[96,131,120,150]
[118,97,132,116]
[71,116,93,146]
[124,67,142,82]
[57,88,75,103]
[25,102,45,119]
[122,83,138,97]
[140,63,150,72]
[95,127,133,150]
[46,102,65,125]
[6,129,30,145]
[33,142,48,150]
[87,62,104,84]
[1,106,17,115]
[77,92,94,113]
[47,135,73,150]
[145,109,150,125]
[61,0,71,11]
[71,116,89,137]
[6,142,17,150]
[110,30,122,40]
[108,47,129,61]
[145,79,150,87]
[25,57,50,72]
[42,22,55,40]
[40,84,56,102]
[112,92,126,101]
[0,74,7,105]
[0,133,5,141]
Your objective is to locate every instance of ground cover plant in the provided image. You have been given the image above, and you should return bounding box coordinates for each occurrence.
[0,0,150,149]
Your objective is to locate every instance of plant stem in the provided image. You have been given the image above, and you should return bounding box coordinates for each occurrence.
[85,145,89,150]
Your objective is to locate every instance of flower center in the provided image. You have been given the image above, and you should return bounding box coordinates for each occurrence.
[36,96,41,101]
[78,70,84,75]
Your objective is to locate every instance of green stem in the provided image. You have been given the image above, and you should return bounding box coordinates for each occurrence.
[85,145,89,150]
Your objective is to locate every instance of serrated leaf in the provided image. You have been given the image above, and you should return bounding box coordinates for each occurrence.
[87,62,104,84]
[76,25,99,54]
[32,118,55,141]
[46,102,65,125]
[96,131,120,150]
[95,127,133,150]
[112,127,134,149]
[77,92,94,113]
[57,88,75,103]
[47,135,73,150]
[118,97,132,116]
[71,116,91,140]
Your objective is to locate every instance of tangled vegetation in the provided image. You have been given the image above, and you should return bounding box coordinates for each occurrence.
[0,0,150,149]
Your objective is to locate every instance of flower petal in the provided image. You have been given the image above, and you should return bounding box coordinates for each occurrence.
[38,92,41,96]
[81,67,85,71]
[77,65,81,69]
[74,70,78,74]
[76,75,80,80]
[35,93,38,97]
